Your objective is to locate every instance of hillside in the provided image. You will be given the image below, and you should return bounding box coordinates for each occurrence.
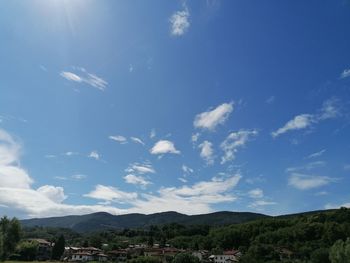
[21,211,269,232]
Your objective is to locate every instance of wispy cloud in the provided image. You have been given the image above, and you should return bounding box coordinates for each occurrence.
[71,174,87,180]
[307,149,326,159]
[340,68,350,79]
[150,140,180,155]
[194,102,233,131]
[123,174,152,188]
[88,151,100,160]
[248,188,264,199]
[198,141,214,165]
[60,68,107,91]
[288,173,336,190]
[170,5,190,36]
[109,135,128,144]
[125,163,155,174]
[84,185,138,204]
[220,130,258,164]
[249,200,277,209]
[130,137,145,145]
[272,98,340,137]
[150,129,156,139]
[182,164,194,175]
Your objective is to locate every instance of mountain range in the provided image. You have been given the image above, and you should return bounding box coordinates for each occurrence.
[21,211,269,232]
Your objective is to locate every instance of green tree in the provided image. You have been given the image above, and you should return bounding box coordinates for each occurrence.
[51,235,65,260]
[0,216,22,261]
[17,240,39,261]
[329,238,350,263]
[172,253,199,263]
[310,247,330,263]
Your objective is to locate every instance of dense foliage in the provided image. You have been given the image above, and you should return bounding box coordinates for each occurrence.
[0,216,22,261]
[17,208,350,262]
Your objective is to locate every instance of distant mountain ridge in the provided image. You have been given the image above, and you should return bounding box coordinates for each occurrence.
[21,211,269,232]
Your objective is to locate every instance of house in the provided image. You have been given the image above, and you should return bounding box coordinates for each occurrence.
[66,246,106,262]
[108,249,128,262]
[28,238,52,260]
[71,252,94,262]
[192,250,210,262]
[209,250,241,263]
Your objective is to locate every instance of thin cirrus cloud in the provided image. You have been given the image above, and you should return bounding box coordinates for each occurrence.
[150,140,180,155]
[169,5,190,36]
[194,102,234,131]
[288,173,337,190]
[220,129,258,164]
[125,163,155,174]
[109,135,128,144]
[248,188,264,199]
[307,149,326,159]
[123,174,152,188]
[272,98,340,137]
[60,68,107,91]
[130,137,145,145]
[198,140,214,165]
[340,68,350,79]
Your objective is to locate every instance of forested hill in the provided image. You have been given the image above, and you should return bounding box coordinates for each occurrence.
[21,211,268,232]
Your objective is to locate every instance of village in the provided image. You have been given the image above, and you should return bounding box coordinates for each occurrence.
[30,238,242,263]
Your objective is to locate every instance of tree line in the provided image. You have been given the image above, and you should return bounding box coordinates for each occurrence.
[2,208,350,262]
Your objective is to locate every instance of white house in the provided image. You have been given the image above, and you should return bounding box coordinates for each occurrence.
[209,250,241,263]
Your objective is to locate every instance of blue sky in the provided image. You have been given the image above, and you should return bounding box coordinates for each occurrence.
[1,0,350,219]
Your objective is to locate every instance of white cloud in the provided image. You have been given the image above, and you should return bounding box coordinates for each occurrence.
[88,151,100,160]
[130,137,145,145]
[249,200,276,209]
[319,98,340,120]
[272,98,340,137]
[150,129,156,139]
[0,166,33,189]
[125,163,155,174]
[60,69,107,91]
[288,173,336,190]
[123,174,151,187]
[194,102,233,131]
[64,151,78,156]
[191,133,200,143]
[178,178,188,183]
[220,130,258,164]
[84,185,138,204]
[170,6,190,36]
[71,174,87,180]
[272,114,314,138]
[109,135,128,144]
[150,140,180,155]
[182,165,194,174]
[129,174,242,214]
[286,161,326,173]
[36,185,67,203]
[307,149,326,159]
[248,188,264,199]
[60,72,83,82]
[340,68,350,79]
[85,174,242,215]
[198,141,214,165]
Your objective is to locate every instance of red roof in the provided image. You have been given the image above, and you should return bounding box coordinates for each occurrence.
[223,250,240,255]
